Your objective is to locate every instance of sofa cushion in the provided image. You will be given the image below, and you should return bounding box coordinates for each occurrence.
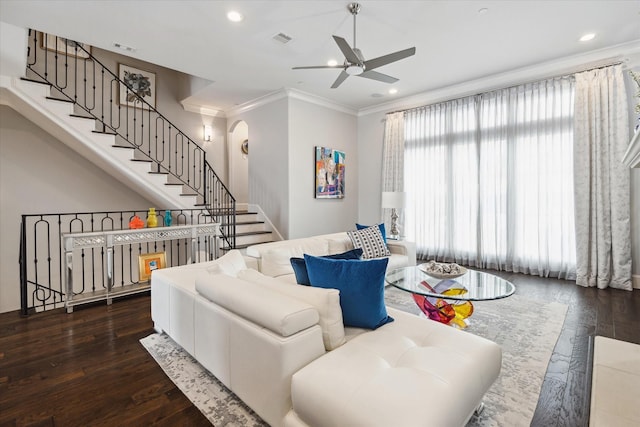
[260,240,329,277]
[304,255,393,330]
[326,233,354,254]
[347,226,391,259]
[237,269,346,351]
[205,249,247,277]
[195,273,319,337]
[290,248,363,286]
[356,222,387,243]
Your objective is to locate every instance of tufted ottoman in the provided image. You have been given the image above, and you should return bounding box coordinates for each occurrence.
[286,307,502,427]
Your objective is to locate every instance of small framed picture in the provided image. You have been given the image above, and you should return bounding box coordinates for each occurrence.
[138,252,166,282]
[41,33,91,58]
[119,64,156,108]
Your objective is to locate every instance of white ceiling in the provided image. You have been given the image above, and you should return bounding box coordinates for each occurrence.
[1,0,639,113]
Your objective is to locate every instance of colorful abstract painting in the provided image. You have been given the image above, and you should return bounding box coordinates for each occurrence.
[315,146,345,199]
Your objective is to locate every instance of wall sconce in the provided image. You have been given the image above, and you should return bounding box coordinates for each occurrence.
[203,125,213,142]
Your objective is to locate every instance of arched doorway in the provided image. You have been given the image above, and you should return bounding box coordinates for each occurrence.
[228,120,248,207]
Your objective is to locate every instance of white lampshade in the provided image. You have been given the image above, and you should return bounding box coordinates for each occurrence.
[381,191,406,209]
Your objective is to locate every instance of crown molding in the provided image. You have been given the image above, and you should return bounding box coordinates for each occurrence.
[180,100,226,118]
[358,39,640,117]
[226,87,358,118]
[285,88,357,116]
[226,89,289,118]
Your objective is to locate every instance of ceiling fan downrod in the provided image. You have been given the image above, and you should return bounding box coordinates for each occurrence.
[349,2,361,49]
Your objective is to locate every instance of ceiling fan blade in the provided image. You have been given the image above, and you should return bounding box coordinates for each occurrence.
[292,65,342,70]
[332,35,361,64]
[358,70,399,84]
[364,47,416,71]
[331,70,350,89]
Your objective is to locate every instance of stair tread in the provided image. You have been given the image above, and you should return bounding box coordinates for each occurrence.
[235,221,265,225]
[149,171,169,175]
[45,96,74,103]
[112,145,134,149]
[131,158,152,163]
[20,77,50,86]
[69,114,95,120]
[221,241,274,251]
[92,130,117,135]
[233,231,272,237]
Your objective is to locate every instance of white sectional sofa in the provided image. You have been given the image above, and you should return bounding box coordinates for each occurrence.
[244,232,417,281]
[151,238,501,427]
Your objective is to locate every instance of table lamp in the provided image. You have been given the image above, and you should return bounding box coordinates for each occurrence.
[381,191,406,239]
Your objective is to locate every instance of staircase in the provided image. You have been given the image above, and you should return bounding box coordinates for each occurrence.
[4,77,200,208]
[226,210,274,251]
[0,30,265,250]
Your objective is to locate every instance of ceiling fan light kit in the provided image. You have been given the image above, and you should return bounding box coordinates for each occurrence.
[293,2,416,88]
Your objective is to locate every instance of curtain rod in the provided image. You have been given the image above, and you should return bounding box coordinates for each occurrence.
[387,60,624,116]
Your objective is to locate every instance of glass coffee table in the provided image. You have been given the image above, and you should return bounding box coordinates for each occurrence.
[385,264,515,328]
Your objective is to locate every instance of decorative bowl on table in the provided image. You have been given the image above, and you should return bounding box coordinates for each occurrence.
[418,260,468,279]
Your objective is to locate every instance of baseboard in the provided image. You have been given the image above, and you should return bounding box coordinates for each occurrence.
[634,274,640,290]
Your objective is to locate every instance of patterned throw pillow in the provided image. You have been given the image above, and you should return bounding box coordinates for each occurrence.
[347,226,391,259]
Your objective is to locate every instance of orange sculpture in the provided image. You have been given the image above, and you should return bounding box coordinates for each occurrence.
[129,215,144,229]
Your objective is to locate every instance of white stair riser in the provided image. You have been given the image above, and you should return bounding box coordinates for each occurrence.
[235,222,266,233]
[234,233,273,246]
[236,213,260,223]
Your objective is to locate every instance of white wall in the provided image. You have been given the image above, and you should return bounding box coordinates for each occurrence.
[288,98,358,238]
[357,111,386,226]
[232,97,290,237]
[228,120,248,203]
[0,106,154,313]
[0,21,27,78]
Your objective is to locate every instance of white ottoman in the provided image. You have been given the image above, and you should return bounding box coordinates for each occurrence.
[288,308,501,427]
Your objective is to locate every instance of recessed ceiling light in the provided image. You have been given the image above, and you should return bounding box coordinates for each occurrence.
[227,10,244,22]
[478,8,489,15]
[388,88,398,95]
[327,59,338,67]
[579,33,596,42]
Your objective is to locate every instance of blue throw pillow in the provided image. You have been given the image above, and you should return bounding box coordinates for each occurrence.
[356,223,386,243]
[290,248,363,286]
[304,255,393,329]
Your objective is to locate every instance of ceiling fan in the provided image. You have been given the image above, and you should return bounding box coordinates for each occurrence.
[292,2,416,89]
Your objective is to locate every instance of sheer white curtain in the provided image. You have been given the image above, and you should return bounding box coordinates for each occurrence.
[381,112,405,227]
[404,77,577,278]
[573,65,632,290]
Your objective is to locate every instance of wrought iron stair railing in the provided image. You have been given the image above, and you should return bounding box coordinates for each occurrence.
[24,30,236,248]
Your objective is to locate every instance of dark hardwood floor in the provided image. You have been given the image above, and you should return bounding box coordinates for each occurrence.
[1,273,639,426]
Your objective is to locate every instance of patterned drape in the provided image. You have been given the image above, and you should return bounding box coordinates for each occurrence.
[573,65,632,290]
[381,112,405,228]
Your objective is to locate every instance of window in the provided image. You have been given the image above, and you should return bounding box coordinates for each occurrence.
[404,78,576,279]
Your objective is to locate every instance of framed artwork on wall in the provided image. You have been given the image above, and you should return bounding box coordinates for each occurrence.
[41,33,91,58]
[138,252,166,282]
[315,146,345,199]
[119,64,156,108]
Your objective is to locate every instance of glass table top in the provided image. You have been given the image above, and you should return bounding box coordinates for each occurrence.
[385,265,515,301]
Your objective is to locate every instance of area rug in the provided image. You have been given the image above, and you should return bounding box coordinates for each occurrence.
[385,288,568,427]
[141,289,567,427]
